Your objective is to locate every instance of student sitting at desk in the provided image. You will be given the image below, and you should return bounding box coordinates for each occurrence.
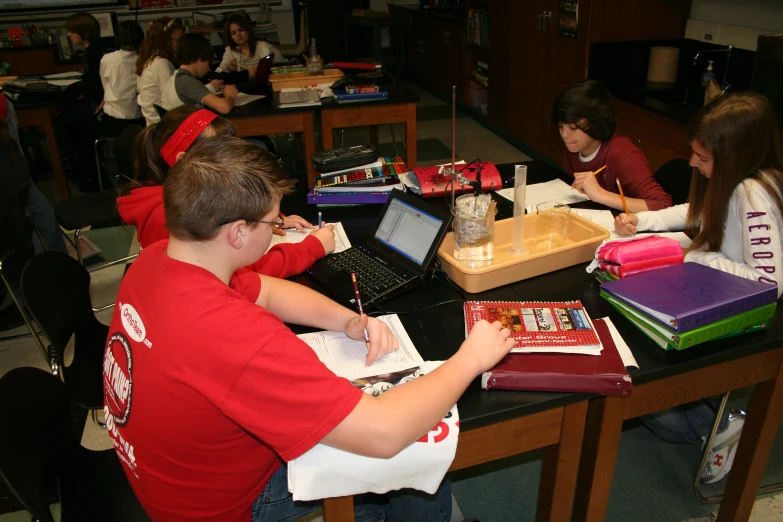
[136,17,184,126]
[216,14,283,82]
[104,135,515,522]
[99,21,146,137]
[614,92,783,484]
[118,105,330,278]
[161,33,238,114]
[553,80,672,212]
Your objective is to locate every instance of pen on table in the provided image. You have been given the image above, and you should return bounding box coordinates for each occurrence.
[318,211,323,229]
[616,179,631,215]
[592,165,607,176]
[350,272,370,346]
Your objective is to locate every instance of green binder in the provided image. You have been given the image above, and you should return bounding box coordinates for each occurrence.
[600,292,775,351]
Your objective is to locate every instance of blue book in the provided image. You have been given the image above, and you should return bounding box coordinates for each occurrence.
[332,89,389,104]
[600,262,778,332]
[307,188,391,205]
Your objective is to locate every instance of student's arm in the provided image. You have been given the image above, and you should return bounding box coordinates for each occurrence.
[614,203,690,235]
[246,234,327,278]
[216,47,236,73]
[576,175,651,213]
[202,84,238,114]
[685,180,783,298]
[321,320,514,458]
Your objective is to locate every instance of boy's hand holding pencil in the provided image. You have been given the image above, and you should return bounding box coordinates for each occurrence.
[571,165,607,200]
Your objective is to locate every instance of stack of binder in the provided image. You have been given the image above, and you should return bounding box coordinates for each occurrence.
[307,156,407,206]
[600,263,778,351]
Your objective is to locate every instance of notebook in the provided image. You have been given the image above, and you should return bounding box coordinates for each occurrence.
[481,317,633,395]
[307,189,452,309]
[600,263,779,332]
[464,300,602,355]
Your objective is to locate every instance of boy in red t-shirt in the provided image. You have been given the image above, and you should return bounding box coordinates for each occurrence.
[103,136,515,522]
[552,80,672,212]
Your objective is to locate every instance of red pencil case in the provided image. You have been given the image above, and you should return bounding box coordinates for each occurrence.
[593,236,684,278]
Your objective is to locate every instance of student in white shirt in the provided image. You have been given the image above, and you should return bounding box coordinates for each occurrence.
[136,17,184,126]
[99,21,145,137]
[614,92,783,484]
[216,14,283,80]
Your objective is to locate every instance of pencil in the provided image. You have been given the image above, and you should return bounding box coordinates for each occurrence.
[593,165,607,176]
[318,211,323,229]
[350,273,370,345]
[616,179,630,215]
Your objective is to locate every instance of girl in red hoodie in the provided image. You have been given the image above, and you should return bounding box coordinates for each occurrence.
[118,105,334,278]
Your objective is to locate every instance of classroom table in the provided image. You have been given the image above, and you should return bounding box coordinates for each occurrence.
[15,100,70,200]
[289,160,783,522]
[319,81,419,169]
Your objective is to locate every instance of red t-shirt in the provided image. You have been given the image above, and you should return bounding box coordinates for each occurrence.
[103,241,362,522]
[560,135,672,211]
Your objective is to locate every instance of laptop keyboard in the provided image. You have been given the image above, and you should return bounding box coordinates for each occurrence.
[325,248,406,301]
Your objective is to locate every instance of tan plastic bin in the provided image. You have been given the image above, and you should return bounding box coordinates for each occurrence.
[269,69,344,91]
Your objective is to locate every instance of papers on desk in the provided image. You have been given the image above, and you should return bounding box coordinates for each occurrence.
[233,92,265,106]
[43,72,82,80]
[47,79,81,87]
[496,178,590,213]
[570,209,615,232]
[297,314,424,380]
[599,316,639,368]
[267,222,351,253]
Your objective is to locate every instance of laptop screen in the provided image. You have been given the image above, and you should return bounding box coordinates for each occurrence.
[374,197,444,265]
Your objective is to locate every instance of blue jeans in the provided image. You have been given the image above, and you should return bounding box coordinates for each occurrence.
[251,464,452,522]
[643,399,730,443]
[27,184,67,255]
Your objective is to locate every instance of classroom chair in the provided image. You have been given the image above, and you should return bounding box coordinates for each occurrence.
[0,367,151,522]
[21,251,110,428]
[278,2,309,57]
[653,158,692,206]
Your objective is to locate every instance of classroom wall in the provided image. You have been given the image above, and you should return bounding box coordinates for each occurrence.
[686,0,783,50]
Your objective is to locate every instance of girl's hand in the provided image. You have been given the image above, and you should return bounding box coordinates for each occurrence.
[226,59,238,72]
[345,314,399,366]
[614,213,638,235]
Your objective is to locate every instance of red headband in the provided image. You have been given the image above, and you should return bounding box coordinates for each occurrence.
[160,109,219,167]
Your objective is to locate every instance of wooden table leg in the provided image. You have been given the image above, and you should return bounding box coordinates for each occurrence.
[323,495,355,522]
[322,110,335,151]
[572,396,624,522]
[302,112,317,188]
[405,102,417,168]
[41,109,70,200]
[717,357,783,521]
[536,401,587,522]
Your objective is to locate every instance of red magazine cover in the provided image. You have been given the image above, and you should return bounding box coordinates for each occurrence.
[410,162,502,198]
[464,301,601,354]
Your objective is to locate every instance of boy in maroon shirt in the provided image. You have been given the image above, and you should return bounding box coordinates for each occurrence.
[104,136,515,522]
[553,80,672,212]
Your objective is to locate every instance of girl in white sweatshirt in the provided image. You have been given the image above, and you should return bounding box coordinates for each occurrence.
[136,17,184,126]
[216,14,283,80]
[614,92,783,484]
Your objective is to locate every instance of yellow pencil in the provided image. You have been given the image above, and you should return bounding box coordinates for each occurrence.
[593,165,607,176]
[616,179,630,215]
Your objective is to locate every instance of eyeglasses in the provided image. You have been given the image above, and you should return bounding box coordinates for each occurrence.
[218,213,285,229]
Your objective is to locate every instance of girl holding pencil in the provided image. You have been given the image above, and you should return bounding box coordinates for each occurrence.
[552,80,672,212]
[615,92,783,484]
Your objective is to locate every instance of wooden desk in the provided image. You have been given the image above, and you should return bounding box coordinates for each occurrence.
[15,102,70,200]
[227,97,318,186]
[320,81,419,168]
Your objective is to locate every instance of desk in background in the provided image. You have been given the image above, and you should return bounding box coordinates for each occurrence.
[15,100,70,200]
[291,160,783,522]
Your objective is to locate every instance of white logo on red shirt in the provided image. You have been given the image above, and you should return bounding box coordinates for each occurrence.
[121,303,146,343]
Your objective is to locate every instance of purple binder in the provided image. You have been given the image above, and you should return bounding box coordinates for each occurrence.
[600,262,778,332]
[306,188,391,205]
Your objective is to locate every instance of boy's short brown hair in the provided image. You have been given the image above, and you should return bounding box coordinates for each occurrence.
[66,12,102,43]
[164,137,296,241]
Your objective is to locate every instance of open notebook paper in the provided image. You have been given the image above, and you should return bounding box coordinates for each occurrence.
[297,314,424,380]
[234,93,265,106]
[44,72,81,79]
[267,222,350,253]
[497,178,589,213]
[571,209,615,231]
[48,79,81,87]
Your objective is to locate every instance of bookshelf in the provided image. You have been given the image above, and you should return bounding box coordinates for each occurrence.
[465,0,489,116]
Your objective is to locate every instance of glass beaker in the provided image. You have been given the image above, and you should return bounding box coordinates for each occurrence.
[535,202,571,252]
[452,193,497,265]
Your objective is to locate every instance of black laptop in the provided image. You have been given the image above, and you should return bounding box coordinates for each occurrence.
[307,189,453,309]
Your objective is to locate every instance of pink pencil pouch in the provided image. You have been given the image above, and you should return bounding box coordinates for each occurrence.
[594,236,684,278]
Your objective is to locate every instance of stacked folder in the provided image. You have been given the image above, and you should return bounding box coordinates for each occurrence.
[307,156,406,206]
[600,263,778,351]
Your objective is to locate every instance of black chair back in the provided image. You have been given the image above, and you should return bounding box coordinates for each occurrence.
[110,124,144,186]
[21,251,108,409]
[654,158,693,206]
[0,187,34,294]
[0,367,70,522]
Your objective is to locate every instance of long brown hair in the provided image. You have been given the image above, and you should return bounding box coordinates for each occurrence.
[136,16,184,76]
[129,106,236,192]
[223,14,258,57]
[687,92,783,252]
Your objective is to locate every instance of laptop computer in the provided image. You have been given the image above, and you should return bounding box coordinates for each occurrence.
[307,189,453,309]
[252,54,274,90]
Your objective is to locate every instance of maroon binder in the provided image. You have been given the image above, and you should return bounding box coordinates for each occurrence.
[480,318,633,395]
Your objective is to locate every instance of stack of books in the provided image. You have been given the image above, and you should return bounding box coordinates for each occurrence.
[277,88,321,108]
[471,60,489,87]
[468,9,490,48]
[600,263,778,351]
[307,156,407,206]
[253,23,280,44]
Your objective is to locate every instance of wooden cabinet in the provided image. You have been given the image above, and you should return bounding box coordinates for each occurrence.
[613,98,691,173]
[590,0,692,42]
